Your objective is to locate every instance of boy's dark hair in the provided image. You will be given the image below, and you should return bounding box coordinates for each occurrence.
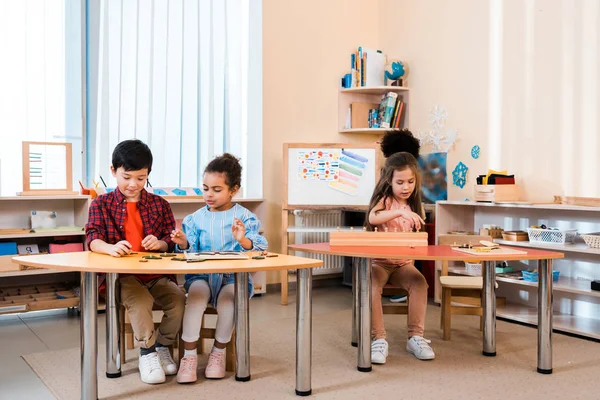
[204,153,242,189]
[380,129,420,159]
[112,139,153,173]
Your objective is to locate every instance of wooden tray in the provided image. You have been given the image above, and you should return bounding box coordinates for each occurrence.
[554,196,600,207]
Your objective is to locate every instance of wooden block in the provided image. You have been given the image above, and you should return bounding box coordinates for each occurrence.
[329,231,428,247]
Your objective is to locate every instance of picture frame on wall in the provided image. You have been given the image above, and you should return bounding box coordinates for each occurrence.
[19,141,78,196]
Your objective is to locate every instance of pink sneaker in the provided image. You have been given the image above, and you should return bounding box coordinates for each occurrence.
[204,351,226,379]
[176,355,198,384]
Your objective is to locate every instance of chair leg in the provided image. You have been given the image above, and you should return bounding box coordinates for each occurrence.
[178,336,184,361]
[198,315,206,354]
[225,332,236,372]
[280,270,288,305]
[442,287,452,341]
[126,332,134,349]
[479,315,484,331]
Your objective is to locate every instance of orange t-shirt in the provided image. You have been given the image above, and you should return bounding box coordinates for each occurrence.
[123,202,162,282]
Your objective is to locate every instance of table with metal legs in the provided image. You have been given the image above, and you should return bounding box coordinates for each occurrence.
[99,270,314,400]
[352,257,555,375]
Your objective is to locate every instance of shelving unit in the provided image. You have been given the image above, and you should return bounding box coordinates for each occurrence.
[435,200,600,340]
[0,195,90,314]
[338,86,410,133]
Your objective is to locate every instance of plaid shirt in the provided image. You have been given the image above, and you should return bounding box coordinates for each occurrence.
[86,188,177,284]
[86,188,176,249]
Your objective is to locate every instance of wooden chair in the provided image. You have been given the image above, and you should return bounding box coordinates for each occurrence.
[178,307,236,372]
[382,284,409,315]
[438,234,502,340]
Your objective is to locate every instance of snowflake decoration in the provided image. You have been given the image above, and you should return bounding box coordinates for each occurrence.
[452,161,468,188]
[416,105,459,152]
[471,145,481,159]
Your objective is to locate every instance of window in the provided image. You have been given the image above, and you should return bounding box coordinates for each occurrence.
[86,0,263,198]
[0,1,84,196]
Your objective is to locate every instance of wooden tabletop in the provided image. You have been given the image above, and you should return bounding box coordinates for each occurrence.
[288,243,564,261]
[12,252,322,274]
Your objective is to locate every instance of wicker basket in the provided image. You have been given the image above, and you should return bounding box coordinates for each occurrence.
[526,228,578,244]
[581,233,600,249]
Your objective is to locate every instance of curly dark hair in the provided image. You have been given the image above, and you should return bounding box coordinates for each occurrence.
[380,129,420,159]
[204,153,242,189]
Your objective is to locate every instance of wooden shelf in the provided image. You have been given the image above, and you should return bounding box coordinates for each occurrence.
[0,195,90,201]
[339,128,401,134]
[0,230,85,239]
[497,302,600,340]
[448,266,599,298]
[437,200,600,213]
[494,239,600,256]
[340,86,410,95]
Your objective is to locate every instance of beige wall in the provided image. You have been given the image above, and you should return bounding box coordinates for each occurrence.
[263,0,600,283]
[380,0,600,202]
[262,0,381,283]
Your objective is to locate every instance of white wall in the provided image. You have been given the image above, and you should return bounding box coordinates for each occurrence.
[380,0,600,202]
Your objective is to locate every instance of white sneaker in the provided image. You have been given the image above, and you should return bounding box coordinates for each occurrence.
[156,346,178,375]
[371,338,389,364]
[138,352,166,384]
[406,336,435,360]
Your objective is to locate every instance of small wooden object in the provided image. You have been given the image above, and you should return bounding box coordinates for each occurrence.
[19,142,78,196]
[502,231,529,241]
[329,231,428,247]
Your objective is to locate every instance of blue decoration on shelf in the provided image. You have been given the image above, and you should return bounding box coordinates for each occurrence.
[172,188,187,196]
[471,145,481,159]
[193,188,203,196]
[452,161,469,188]
[153,188,168,195]
[385,61,406,81]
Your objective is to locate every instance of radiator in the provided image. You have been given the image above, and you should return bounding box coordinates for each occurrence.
[291,210,344,275]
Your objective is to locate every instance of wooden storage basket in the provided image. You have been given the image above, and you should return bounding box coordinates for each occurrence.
[581,233,600,249]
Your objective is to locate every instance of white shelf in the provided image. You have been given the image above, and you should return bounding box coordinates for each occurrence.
[167,197,264,204]
[497,303,600,340]
[287,226,365,233]
[0,195,90,201]
[339,128,401,134]
[438,200,600,213]
[448,266,600,298]
[494,239,600,256]
[340,86,410,94]
[0,231,85,239]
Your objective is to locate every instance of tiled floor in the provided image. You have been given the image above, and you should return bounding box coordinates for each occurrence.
[0,283,351,400]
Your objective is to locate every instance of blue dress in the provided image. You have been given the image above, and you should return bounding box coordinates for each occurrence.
[180,204,268,306]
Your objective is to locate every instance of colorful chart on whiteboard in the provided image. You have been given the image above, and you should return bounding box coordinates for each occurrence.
[296,149,369,196]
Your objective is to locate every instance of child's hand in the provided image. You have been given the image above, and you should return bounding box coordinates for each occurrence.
[397,209,425,231]
[232,218,246,242]
[170,229,189,249]
[142,235,161,251]
[109,240,132,257]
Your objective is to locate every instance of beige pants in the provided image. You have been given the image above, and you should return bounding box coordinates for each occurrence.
[120,276,186,348]
[371,261,428,340]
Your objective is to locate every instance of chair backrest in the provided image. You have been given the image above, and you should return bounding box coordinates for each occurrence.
[437,234,493,275]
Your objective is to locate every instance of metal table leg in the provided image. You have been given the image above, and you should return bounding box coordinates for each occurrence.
[357,258,372,372]
[352,257,358,347]
[482,260,496,356]
[81,272,98,400]
[234,272,251,381]
[537,259,553,374]
[105,273,121,378]
[296,268,312,396]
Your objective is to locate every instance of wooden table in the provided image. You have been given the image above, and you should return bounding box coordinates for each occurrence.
[288,243,563,374]
[13,251,322,399]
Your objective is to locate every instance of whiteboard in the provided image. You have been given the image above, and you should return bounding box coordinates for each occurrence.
[287,147,377,207]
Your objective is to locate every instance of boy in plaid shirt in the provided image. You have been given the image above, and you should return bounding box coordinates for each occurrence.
[85,139,185,385]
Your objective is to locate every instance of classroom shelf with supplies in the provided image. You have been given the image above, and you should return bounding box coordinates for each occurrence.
[0,195,90,314]
[338,86,410,134]
[435,200,600,340]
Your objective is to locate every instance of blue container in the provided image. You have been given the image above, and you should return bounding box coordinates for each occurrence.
[521,270,560,282]
[0,242,18,256]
